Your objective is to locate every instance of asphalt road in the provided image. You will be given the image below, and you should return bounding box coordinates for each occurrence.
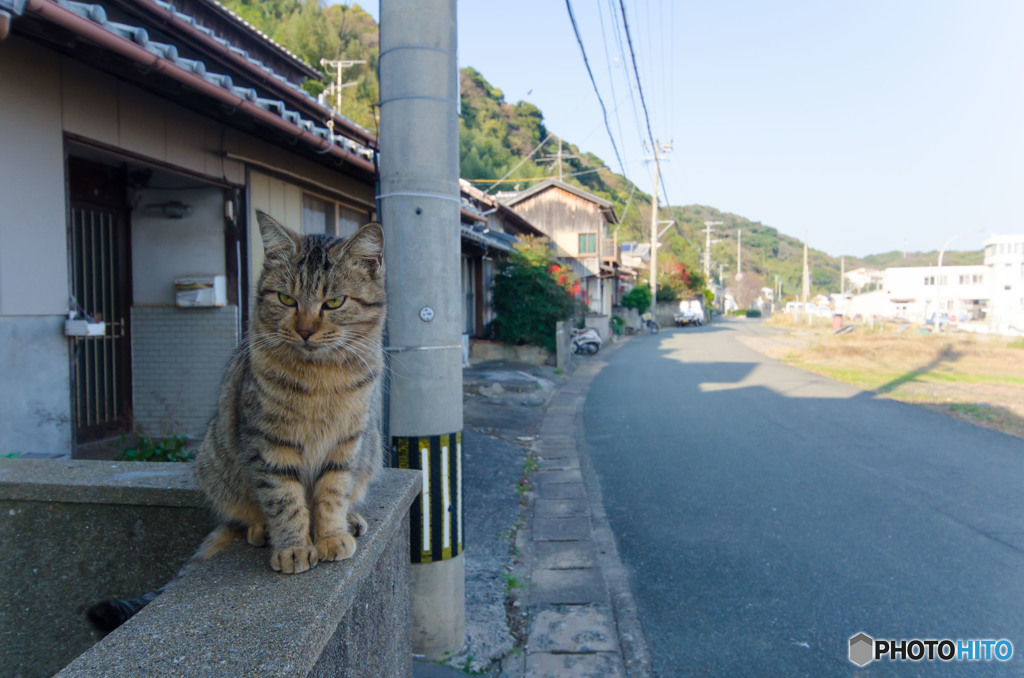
[582,318,1024,676]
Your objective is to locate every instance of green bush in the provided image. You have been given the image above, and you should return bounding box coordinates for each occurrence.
[746,309,762,318]
[609,316,625,336]
[491,237,580,352]
[620,284,652,315]
[118,434,193,462]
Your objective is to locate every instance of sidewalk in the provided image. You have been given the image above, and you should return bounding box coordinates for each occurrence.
[415,338,650,677]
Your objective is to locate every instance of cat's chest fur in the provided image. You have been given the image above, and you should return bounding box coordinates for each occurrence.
[251,356,377,481]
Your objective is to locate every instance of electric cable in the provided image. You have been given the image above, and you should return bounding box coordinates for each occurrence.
[565,0,627,178]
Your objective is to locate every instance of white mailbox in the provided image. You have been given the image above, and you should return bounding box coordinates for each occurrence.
[175,275,227,307]
[65,319,106,337]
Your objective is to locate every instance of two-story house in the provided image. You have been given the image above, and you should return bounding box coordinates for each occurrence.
[497,179,619,316]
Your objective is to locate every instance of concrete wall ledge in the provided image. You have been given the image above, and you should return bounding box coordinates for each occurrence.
[0,459,420,677]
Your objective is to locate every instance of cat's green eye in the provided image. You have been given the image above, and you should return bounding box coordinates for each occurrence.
[323,297,347,310]
[278,292,298,307]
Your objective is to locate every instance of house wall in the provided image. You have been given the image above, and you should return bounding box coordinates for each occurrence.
[0,39,73,455]
[132,188,227,305]
[0,35,376,453]
[132,306,238,435]
[512,188,606,277]
[130,187,236,436]
[247,170,304,282]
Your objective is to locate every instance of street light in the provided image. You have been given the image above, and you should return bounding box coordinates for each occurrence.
[934,228,985,331]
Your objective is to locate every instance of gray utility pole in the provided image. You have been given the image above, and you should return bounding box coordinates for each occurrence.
[319,58,366,113]
[703,220,723,281]
[645,141,671,311]
[379,0,464,659]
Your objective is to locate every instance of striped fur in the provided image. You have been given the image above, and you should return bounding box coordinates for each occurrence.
[193,210,387,574]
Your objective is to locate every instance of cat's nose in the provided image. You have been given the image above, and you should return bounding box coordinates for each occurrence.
[297,328,314,341]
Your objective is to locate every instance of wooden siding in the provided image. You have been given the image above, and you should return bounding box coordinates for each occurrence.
[512,186,607,237]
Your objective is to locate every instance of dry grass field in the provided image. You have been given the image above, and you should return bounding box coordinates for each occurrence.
[742,316,1024,439]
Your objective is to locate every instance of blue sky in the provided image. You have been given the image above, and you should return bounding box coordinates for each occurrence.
[343,1,1024,258]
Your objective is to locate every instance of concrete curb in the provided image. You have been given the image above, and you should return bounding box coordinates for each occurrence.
[520,336,653,677]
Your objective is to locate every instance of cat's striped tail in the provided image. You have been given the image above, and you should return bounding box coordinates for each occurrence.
[85,524,243,635]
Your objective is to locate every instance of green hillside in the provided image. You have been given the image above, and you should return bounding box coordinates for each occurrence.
[220,0,984,300]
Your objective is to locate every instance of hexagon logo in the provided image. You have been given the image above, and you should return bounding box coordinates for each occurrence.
[849,632,874,667]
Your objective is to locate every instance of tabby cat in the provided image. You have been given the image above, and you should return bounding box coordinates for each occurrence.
[194,210,387,574]
[89,211,386,631]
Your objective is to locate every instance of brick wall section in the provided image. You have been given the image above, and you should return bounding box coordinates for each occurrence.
[132,305,238,437]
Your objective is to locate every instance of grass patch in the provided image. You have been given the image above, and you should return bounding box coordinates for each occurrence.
[762,325,1024,439]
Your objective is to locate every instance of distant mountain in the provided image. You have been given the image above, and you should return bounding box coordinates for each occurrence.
[222,0,984,298]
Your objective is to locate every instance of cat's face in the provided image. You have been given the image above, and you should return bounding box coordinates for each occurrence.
[253,211,385,363]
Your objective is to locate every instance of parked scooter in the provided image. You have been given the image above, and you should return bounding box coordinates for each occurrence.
[571,326,602,355]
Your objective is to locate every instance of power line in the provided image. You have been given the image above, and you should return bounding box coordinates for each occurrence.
[596,0,630,172]
[617,0,667,208]
[605,0,647,159]
[565,0,627,178]
[482,132,553,195]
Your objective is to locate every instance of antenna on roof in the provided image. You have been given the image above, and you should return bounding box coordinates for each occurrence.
[320,58,365,113]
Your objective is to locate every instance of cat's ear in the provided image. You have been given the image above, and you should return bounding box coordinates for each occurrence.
[256,210,300,259]
[342,222,385,275]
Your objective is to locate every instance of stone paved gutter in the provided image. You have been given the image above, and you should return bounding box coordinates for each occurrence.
[417,338,651,677]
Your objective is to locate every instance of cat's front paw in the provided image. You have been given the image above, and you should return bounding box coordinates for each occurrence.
[316,533,357,561]
[270,545,318,574]
[348,512,368,538]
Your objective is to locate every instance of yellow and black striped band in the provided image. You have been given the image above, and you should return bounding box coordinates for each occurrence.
[391,432,463,563]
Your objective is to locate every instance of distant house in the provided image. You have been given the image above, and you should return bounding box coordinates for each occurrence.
[497,179,621,316]
[0,0,377,456]
[844,267,884,293]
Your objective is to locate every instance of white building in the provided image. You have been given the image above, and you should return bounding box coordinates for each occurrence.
[984,234,1024,333]
[843,234,1024,334]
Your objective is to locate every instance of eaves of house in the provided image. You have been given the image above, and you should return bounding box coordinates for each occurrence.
[459,179,547,253]
[0,0,377,174]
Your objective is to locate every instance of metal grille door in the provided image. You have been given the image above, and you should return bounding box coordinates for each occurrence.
[69,204,132,441]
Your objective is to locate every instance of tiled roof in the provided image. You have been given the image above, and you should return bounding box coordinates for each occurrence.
[2,0,375,164]
[461,223,517,252]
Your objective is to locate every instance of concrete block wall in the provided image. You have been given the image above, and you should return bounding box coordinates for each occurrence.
[0,459,420,678]
[0,459,214,677]
[131,305,238,437]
